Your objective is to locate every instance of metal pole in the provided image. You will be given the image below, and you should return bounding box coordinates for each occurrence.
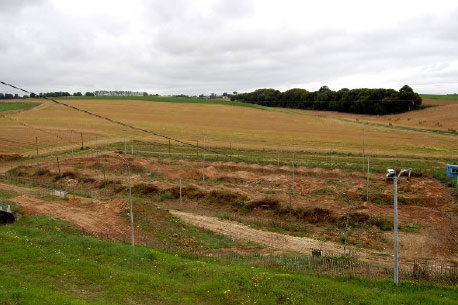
[128,163,134,247]
[179,178,182,209]
[111,153,135,246]
[393,176,399,284]
[362,127,365,171]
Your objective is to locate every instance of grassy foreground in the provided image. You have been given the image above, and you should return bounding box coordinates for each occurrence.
[1,217,457,305]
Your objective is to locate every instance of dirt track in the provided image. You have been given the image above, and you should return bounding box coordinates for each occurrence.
[170,210,376,258]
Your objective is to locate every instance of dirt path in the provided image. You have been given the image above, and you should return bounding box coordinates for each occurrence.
[11,194,131,240]
[170,210,372,257]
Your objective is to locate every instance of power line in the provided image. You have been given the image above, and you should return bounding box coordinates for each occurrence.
[0,81,243,162]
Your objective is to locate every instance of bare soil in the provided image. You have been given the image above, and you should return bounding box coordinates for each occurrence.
[11,194,130,240]
[4,153,458,264]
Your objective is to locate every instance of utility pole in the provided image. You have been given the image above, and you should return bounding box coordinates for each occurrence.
[393,176,399,285]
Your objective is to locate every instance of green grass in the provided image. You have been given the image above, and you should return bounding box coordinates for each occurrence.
[420,94,458,101]
[0,189,16,200]
[60,95,269,110]
[0,102,40,112]
[1,216,457,305]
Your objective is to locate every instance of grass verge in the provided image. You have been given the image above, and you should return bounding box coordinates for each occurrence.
[1,216,458,304]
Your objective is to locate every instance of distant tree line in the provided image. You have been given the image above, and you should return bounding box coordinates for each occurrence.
[94,90,148,97]
[0,93,21,99]
[231,85,422,114]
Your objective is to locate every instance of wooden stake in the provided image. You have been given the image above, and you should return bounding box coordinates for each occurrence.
[35,136,38,157]
[57,156,61,176]
[71,131,74,158]
[366,156,370,202]
[196,140,199,157]
[202,138,206,182]
[80,132,84,150]
[179,178,182,209]
[168,139,171,155]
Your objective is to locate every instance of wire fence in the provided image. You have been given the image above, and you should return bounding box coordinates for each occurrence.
[91,229,458,285]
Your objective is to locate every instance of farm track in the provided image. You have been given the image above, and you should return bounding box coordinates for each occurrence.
[170,209,402,265]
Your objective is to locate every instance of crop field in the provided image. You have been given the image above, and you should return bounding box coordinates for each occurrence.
[0,101,40,112]
[292,99,458,135]
[1,98,458,159]
[1,95,458,302]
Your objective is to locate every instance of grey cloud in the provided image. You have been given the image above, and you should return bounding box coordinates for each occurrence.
[0,0,457,95]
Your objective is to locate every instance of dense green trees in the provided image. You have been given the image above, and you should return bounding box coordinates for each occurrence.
[231,85,422,115]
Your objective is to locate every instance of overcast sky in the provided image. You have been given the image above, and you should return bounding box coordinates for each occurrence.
[1,0,457,95]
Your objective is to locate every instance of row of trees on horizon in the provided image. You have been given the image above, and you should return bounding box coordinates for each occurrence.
[0,91,154,99]
[231,85,422,114]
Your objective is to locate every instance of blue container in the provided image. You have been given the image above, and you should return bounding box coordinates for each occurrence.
[446,164,458,178]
